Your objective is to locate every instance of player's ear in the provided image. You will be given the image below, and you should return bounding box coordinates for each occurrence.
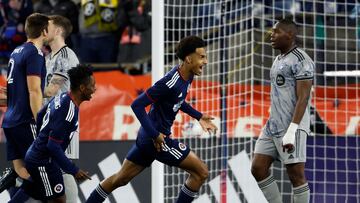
[79,84,86,92]
[185,56,191,64]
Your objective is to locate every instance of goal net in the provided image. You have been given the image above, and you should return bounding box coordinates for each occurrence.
[160,1,360,203]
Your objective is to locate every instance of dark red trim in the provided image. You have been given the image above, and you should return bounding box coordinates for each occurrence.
[145,91,156,102]
[49,136,63,143]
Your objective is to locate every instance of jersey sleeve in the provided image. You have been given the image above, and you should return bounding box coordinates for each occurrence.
[293,60,314,80]
[26,48,45,76]
[180,101,202,120]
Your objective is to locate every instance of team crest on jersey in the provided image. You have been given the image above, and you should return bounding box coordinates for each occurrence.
[276,75,285,86]
[54,183,63,193]
[178,143,187,151]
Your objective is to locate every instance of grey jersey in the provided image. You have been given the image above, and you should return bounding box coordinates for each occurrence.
[45,46,79,103]
[45,46,80,159]
[263,47,314,137]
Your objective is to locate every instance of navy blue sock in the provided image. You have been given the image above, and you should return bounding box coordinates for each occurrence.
[86,184,109,203]
[176,184,198,203]
[8,188,30,203]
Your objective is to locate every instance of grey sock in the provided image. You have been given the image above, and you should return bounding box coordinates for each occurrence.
[258,175,282,203]
[293,183,310,203]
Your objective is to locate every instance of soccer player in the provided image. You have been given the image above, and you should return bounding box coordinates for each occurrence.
[86,36,217,203]
[251,19,314,203]
[0,13,49,192]
[44,15,80,203]
[11,64,94,202]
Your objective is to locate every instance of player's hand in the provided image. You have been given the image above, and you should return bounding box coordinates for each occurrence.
[199,114,218,136]
[282,123,298,153]
[153,133,166,152]
[75,169,91,181]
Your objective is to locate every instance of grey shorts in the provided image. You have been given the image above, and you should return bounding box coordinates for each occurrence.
[254,130,308,164]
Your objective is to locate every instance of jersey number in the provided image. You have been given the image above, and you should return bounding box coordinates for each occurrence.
[7,59,15,84]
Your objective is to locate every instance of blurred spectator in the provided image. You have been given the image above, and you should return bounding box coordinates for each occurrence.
[117,0,151,67]
[78,0,120,63]
[0,0,33,63]
[34,0,79,54]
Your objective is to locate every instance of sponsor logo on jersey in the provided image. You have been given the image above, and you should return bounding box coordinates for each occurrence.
[54,183,64,193]
[276,75,285,86]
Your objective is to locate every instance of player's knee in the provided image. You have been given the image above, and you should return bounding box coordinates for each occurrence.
[288,171,306,186]
[251,162,268,181]
[112,174,131,187]
[195,163,209,182]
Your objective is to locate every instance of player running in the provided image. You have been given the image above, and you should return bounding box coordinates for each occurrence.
[86,36,218,203]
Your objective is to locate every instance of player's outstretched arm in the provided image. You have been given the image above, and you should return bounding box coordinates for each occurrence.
[131,92,160,139]
[47,138,79,175]
[198,114,218,135]
[75,169,91,181]
[180,101,202,120]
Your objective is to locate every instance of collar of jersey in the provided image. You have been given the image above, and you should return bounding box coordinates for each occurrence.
[279,46,297,59]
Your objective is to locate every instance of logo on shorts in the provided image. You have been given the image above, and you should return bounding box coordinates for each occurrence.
[54,184,63,193]
[276,75,285,86]
[178,143,187,151]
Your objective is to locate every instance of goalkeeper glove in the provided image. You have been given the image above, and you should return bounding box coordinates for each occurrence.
[282,122,298,153]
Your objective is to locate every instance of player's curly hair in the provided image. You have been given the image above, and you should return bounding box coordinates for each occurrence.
[68,64,93,91]
[175,36,206,61]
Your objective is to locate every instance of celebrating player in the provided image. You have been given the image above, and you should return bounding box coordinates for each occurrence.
[251,18,314,203]
[11,64,94,202]
[86,36,218,203]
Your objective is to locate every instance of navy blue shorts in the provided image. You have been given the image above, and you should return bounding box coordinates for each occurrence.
[126,128,190,167]
[3,122,37,161]
[24,161,65,200]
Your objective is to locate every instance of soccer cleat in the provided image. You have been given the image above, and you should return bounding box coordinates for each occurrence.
[0,168,18,193]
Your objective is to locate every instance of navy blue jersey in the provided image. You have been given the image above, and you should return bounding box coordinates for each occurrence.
[2,42,46,128]
[131,66,202,139]
[25,92,79,174]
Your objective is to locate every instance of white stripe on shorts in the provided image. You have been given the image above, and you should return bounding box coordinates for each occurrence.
[39,167,53,196]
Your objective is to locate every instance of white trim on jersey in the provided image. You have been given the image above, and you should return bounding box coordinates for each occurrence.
[166,72,180,88]
[38,166,53,197]
[65,101,75,122]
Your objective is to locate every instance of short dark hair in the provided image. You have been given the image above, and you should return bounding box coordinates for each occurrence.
[175,36,206,61]
[277,18,297,34]
[25,13,49,39]
[68,64,93,91]
[49,15,73,38]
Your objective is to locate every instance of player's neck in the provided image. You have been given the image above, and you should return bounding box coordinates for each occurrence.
[50,39,66,56]
[280,43,297,55]
[69,91,82,107]
[178,64,192,80]
[27,38,44,50]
